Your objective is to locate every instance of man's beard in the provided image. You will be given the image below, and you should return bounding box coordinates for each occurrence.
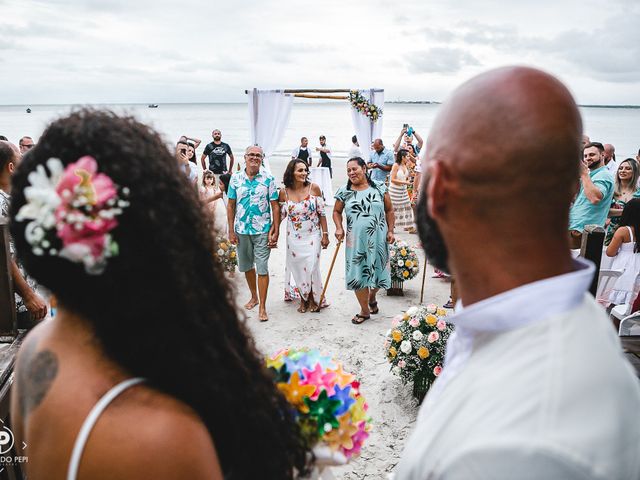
[416,194,450,274]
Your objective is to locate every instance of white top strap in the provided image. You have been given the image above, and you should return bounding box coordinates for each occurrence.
[66,377,145,480]
[627,226,634,243]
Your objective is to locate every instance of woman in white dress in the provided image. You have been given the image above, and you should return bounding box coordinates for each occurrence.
[389,149,414,231]
[278,159,330,312]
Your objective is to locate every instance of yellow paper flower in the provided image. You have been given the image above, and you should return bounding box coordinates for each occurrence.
[405,260,412,267]
[400,248,407,256]
[266,355,285,370]
[330,363,356,388]
[437,308,446,316]
[388,346,397,358]
[277,372,316,413]
[402,270,410,278]
[426,314,437,326]
[350,396,368,423]
[392,330,403,342]
[324,413,358,451]
[418,346,430,359]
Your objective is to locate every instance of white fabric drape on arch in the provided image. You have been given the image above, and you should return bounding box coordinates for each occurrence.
[248,89,294,174]
[349,89,384,162]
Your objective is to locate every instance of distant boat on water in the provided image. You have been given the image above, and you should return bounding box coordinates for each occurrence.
[148,104,159,108]
[26,107,31,113]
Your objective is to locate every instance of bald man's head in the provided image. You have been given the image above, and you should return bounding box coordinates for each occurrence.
[417,67,582,271]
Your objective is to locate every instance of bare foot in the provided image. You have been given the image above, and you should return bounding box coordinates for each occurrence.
[308,300,319,312]
[297,301,308,313]
[244,298,259,310]
[259,309,269,322]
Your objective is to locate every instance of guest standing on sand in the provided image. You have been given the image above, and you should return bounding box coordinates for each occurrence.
[227,145,280,322]
[334,158,394,324]
[9,110,311,479]
[279,159,329,312]
[389,149,414,232]
[396,66,640,479]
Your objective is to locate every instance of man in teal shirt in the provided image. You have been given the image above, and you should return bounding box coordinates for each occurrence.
[568,142,614,248]
[228,145,280,322]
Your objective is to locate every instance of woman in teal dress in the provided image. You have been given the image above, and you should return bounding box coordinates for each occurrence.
[333,157,395,324]
[606,158,640,245]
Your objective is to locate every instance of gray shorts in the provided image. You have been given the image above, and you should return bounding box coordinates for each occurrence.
[237,233,270,275]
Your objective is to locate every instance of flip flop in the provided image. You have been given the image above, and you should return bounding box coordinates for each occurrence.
[352,314,370,325]
[368,301,379,314]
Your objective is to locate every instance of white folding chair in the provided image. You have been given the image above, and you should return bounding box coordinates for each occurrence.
[615,308,640,336]
[596,269,623,302]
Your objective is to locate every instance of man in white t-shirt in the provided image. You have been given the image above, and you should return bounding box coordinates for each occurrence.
[291,137,312,166]
[347,135,362,159]
[396,66,640,480]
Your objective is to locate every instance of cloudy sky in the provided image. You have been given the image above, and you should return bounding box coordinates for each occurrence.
[1,0,639,105]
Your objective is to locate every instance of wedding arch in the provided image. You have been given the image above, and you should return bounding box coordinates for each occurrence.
[245,88,384,173]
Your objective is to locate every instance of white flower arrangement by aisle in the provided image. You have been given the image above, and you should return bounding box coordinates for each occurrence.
[214,235,237,272]
[383,304,454,403]
[388,240,420,289]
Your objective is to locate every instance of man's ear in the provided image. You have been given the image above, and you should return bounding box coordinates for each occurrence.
[426,161,449,220]
[7,161,15,174]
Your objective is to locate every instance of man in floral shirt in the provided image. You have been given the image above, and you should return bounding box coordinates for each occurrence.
[0,141,47,321]
[227,145,280,322]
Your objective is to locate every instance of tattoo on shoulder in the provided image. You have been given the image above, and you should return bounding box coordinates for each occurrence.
[18,339,58,419]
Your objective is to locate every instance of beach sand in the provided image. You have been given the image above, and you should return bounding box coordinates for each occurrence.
[225,203,451,479]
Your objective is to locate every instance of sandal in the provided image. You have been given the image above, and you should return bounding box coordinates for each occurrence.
[443,300,454,309]
[351,314,370,325]
[368,301,379,314]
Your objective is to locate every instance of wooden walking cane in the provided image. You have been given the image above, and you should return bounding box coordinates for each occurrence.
[419,257,428,305]
[318,240,342,310]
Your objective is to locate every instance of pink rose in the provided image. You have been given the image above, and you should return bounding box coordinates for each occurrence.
[436,320,446,331]
[427,331,440,343]
[409,318,420,327]
[434,365,442,376]
[391,315,402,327]
[398,360,406,368]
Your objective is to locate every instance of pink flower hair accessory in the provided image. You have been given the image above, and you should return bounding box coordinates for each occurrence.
[16,156,130,275]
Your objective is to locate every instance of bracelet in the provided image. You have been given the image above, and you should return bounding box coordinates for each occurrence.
[322,232,328,236]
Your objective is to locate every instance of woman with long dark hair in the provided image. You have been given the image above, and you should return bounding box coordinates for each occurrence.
[605,198,640,307]
[278,159,329,312]
[9,109,311,479]
[389,149,414,232]
[333,157,395,324]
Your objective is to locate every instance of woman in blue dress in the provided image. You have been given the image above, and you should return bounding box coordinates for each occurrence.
[333,157,395,324]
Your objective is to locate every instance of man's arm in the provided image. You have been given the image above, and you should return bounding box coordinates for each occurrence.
[227,199,237,244]
[377,154,393,173]
[413,130,424,149]
[393,127,407,152]
[201,154,208,170]
[269,199,280,247]
[11,261,47,319]
[227,153,235,173]
[579,163,604,204]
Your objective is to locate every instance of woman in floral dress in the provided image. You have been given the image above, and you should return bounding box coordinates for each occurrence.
[333,158,395,324]
[278,159,329,312]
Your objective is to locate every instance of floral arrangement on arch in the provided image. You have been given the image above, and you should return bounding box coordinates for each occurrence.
[384,305,453,403]
[266,348,371,462]
[214,235,237,272]
[349,90,383,122]
[389,241,419,282]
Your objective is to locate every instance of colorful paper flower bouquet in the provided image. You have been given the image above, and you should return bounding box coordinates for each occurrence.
[214,235,237,272]
[384,305,453,403]
[266,349,371,463]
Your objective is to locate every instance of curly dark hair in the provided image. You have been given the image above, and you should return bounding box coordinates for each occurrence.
[9,109,311,478]
[283,158,310,188]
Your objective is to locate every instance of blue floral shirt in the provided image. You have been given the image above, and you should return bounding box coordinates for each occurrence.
[228,168,278,235]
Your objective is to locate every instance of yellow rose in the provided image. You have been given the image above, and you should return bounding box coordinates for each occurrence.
[426,314,437,326]
[405,260,412,267]
[389,346,397,358]
[402,314,409,321]
[400,248,407,256]
[418,346,430,359]
[403,270,410,278]
[437,308,446,316]
[392,330,403,342]
[220,243,228,250]
[230,251,236,258]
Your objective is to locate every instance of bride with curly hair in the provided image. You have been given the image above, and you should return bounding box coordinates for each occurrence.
[8,109,312,479]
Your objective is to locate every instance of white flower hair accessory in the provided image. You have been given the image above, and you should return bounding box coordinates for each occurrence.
[15,155,130,275]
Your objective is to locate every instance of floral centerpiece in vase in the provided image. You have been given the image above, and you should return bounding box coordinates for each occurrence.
[387,241,419,296]
[384,304,453,403]
[266,349,371,473]
[214,235,237,272]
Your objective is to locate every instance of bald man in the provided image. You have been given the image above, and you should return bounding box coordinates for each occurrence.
[396,67,640,479]
[604,143,617,173]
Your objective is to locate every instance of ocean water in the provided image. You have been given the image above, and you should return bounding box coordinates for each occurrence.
[1,102,638,184]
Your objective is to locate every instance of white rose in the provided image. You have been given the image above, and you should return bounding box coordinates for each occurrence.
[392,366,401,375]
[412,330,423,341]
[398,260,404,267]
[217,249,225,256]
[406,306,419,316]
[426,303,437,314]
[400,340,412,354]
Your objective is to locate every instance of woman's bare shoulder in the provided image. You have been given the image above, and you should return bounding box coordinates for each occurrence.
[310,183,322,196]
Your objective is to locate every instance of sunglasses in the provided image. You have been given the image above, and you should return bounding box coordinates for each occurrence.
[245,153,262,158]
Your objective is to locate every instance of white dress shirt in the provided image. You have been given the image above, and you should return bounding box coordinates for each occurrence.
[396,259,640,480]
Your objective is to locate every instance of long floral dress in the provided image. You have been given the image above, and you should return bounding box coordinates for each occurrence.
[282,187,326,303]
[335,182,391,291]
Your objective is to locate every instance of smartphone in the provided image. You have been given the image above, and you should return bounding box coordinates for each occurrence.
[403,123,408,128]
